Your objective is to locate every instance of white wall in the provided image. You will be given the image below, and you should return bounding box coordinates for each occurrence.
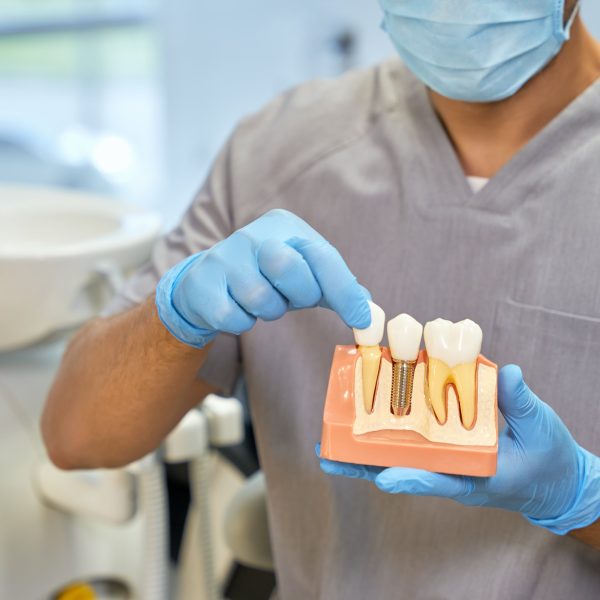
[158,1,392,223]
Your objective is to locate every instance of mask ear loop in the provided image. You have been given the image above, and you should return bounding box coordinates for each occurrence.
[556,0,581,41]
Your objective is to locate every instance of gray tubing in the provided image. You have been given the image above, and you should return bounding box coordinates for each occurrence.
[138,464,169,600]
[190,454,219,600]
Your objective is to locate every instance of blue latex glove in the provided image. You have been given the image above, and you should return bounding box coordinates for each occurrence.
[156,209,371,348]
[319,365,600,535]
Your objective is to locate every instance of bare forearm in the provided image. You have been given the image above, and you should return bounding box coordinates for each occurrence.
[569,518,600,550]
[42,297,211,469]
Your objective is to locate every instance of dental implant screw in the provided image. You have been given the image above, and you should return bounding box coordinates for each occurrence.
[391,359,416,416]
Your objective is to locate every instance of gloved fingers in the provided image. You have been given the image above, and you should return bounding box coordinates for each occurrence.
[286,236,371,329]
[227,265,288,321]
[257,238,322,309]
[498,364,550,440]
[177,271,257,335]
[205,294,257,335]
[319,458,382,481]
[375,467,474,500]
[316,444,382,481]
[357,284,373,303]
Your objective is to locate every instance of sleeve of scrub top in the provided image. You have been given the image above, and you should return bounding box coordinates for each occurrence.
[102,136,241,396]
[103,71,371,391]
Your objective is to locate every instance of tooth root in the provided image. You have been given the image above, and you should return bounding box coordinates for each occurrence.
[452,362,477,429]
[427,357,451,425]
[426,358,478,428]
[359,346,382,414]
[353,301,385,414]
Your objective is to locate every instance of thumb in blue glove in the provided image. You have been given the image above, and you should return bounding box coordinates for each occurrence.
[319,365,600,535]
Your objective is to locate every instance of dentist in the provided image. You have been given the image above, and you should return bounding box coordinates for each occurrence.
[43,1,600,598]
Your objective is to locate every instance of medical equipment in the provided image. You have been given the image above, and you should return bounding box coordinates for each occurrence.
[387,313,422,417]
[0,340,143,599]
[6,337,244,600]
[379,0,581,102]
[0,184,162,597]
[322,365,600,537]
[0,184,161,351]
[164,396,244,600]
[224,471,273,573]
[320,315,499,476]
[0,184,245,599]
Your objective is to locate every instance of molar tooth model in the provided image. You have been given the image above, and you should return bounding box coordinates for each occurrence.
[424,318,482,430]
[320,312,498,477]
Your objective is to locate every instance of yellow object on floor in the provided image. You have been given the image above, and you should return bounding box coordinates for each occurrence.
[56,583,97,600]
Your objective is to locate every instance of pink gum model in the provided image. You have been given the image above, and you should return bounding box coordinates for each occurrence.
[320,346,498,477]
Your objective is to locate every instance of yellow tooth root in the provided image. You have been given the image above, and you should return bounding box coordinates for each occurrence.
[359,345,382,414]
[426,358,478,429]
[452,362,477,429]
[426,358,451,425]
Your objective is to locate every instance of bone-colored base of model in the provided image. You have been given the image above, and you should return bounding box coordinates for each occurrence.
[320,346,498,476]
[353,352,495,447]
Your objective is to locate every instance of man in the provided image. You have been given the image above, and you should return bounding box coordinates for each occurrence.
[43,1,600,598]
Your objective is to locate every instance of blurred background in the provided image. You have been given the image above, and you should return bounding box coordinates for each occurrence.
[1,3,599,600]
[0,0,397,228]
[2,1,598,224]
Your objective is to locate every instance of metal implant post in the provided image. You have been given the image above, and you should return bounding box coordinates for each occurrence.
[391,359,416,416]
[387,313,423,417]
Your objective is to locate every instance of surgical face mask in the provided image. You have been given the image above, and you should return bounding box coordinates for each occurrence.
[380,0,581,103]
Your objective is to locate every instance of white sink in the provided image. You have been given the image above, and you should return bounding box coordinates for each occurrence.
[0,185,161,351]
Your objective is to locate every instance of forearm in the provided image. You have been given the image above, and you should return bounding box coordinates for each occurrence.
[42,297,210,469]
[569,517,600,550]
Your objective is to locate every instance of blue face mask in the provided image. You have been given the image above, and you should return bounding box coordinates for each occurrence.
[380,0,580,103]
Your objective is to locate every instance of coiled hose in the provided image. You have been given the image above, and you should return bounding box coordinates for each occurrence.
[190,453,219,600]
[138,463,169,600]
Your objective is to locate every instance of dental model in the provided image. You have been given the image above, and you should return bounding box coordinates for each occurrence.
[321,313,497,475]
[353,301,385,413]
[387,313,423,416]
[423,318,483,429]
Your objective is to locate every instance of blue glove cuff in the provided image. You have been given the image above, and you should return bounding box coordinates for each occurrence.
[155,252,217,349]
[526,448,600,535]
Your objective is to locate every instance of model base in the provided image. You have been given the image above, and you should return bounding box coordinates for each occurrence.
[320,345,498,477]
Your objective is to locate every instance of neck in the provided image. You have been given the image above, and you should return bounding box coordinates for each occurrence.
[429,17,600,178]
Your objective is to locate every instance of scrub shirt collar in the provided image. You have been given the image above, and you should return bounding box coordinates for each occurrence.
[395,63,600,213]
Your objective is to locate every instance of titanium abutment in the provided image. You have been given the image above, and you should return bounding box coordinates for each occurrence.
[387,313,423,417]
[391,358,416,416]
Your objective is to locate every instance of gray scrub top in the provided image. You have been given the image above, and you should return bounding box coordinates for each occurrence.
[107,59,600,599]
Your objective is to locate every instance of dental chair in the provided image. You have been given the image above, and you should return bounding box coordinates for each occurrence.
[224,471,273,573]
[0,184,274,599]
[37,395,247,600]
[169,392,276,600]
[223,473,279,600]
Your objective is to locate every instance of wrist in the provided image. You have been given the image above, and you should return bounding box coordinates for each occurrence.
[155,252,217,349]
[526,447,600,535]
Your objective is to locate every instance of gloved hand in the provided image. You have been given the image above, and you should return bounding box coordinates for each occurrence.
[156,209,371,349]
[319,365,600,535]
